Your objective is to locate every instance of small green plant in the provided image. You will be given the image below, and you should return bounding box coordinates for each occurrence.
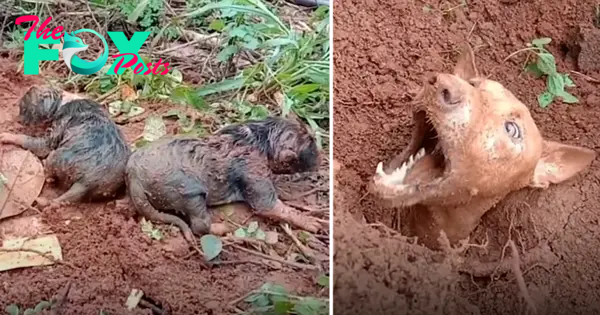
[510,37,578,108]
[245,282,328,315]
[234,221,267,241]
[5,301,52,315]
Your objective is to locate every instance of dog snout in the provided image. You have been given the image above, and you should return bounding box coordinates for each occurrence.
[435,74,463,108]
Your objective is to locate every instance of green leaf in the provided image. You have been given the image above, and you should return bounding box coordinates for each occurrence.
[234,228,247,238]
[262,282,287,295]
[317,274,329,287]
[293,297,326,315]
[249,105,269,120]
[556,90,579,103]
[247,221,259,234]
[273,300,294,314]
[263,38,297,48]
[34,301,52,312]
[254,228,266,241]
[171,86,207,110]
[230,26,250,38]
[525,63,543,78]
[547,73,565,96]
[209,19,226,31]
[196,78,245,97]
[184,3,288,32]
[5,304,19,315]
[23,309,35,315]
[563,74,575,87]
[200,234,223,261]
[289,84,321,96]
[243,36,260,50]
[531,37,552,47]
[217,45,240,62]
[538,91,554,108]
[128,0,150,23]
[536,53,557,75]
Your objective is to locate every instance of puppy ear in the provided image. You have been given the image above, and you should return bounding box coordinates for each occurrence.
[454,42,479,80]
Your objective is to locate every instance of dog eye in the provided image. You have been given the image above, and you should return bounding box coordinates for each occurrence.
[504,121,521,139]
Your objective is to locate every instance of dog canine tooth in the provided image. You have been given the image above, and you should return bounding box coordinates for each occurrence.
[376,162,385,176]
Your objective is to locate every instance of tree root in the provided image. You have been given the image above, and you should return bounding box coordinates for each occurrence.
[458,242,558,278]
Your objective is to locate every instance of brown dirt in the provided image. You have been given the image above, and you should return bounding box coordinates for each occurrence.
[0,58,329,314]
[333,0,600,314]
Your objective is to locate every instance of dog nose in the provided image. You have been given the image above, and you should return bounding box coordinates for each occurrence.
[436,74,462,107]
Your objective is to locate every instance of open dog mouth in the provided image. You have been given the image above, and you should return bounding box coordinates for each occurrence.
[375,110,448,187]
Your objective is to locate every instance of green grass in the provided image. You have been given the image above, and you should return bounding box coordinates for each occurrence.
[4,0,330,147]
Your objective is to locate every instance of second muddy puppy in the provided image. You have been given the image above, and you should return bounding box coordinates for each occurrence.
[126,116,323,242]
[0,86,130,209]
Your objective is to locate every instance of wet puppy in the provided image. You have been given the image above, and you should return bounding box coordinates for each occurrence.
[0,86,130,209]
[126,115,323,242]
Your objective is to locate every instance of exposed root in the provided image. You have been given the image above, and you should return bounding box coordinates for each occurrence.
[509,240,537,315]
[458,243,558,278]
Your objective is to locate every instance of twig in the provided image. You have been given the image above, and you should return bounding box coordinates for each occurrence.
[156,33,220,55]
[569,70,600,84]
[280,223,318,263]
[84,0,103,32]
[226,243,318,270]
[0,0,13,48]
[285,201,317,212]
[208,259,263,267]
[509,240,537,315]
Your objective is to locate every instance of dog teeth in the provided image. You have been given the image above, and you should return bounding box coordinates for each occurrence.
[375,148,427,185]
[376,162,385,176]
[416,147,425,159]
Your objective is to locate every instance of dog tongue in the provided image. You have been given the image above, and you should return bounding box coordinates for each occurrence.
[403,154,443,185]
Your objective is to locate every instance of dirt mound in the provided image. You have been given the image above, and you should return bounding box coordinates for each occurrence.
[333,0,600,314]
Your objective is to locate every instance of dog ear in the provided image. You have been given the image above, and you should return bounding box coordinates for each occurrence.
[529,140,596,188]
[454,42,479,80]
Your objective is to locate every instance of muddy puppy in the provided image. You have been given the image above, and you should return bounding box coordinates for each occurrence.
[126,116,323,242]
[0,86,130,209]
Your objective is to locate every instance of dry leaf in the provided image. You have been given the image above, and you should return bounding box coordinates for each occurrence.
[0,148,45,220]
[0,234,62,272]
[120,84,138,102]
[125,289,144,310]
[265,231,279,245]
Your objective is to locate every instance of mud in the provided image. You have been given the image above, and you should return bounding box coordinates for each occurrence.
[333,0,600,314]
[0,59,329,314]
